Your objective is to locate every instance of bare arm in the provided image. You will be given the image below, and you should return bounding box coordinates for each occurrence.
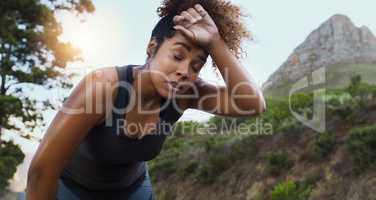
[26,67,117,199]
[188,37,266,117]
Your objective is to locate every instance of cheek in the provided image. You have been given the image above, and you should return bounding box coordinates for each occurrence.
[150,59,174,82]
[149,65,175,97]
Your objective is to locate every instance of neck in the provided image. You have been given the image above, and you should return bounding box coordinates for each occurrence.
[132,64,162,106]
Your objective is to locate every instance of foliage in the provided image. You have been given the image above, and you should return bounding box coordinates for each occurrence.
[150,124,260,184]
[347,74,362,96]
[260,98,291,126]
[278,118,305,135]
[0,0,93,193]
[271,180,312,200]
[300,132,336,163]
[193,134,258,183]
[345,125,376,173]
[0,141,25,191]
[265,151,294,176]
[346,74,376,107]
[148,137,185,179]
[0,0,94,139]
[313,132,336,158]
[289,92,314,115]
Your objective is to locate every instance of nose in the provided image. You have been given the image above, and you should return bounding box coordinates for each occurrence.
[176,64,189,81]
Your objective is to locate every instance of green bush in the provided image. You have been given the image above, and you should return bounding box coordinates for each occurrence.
[193,135,258,183]
[194,163,215,183]
[194,136,238,183]
[346,74,376,108]
[313,132,336,158]
[261,98,291,126]
[230,135,258,160]
[300,132,336,162]
[277,118,305,135]
[327,96,361,121]
[302,170,323,187]
[177,160,199,178]
[345,125,376,172]
[148,137,187,179]
[271,180,312,200]
[289,93,314,116]
[203,135,233,153]
[347,74,362,97]
[265,151,294,176]
[0,141,25,191]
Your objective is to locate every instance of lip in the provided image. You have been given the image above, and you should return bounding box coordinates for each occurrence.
[166,81,180,92]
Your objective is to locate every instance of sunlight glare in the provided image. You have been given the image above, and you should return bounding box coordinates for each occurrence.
[58,10,125,67]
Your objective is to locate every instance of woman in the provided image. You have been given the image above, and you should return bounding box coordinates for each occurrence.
[26,0,266,199]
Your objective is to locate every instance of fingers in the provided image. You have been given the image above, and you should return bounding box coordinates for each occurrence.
[187,8,202,21]
[194,4,208,17]
[173,14,190,28]
[173,4,206,27]
[181,11,195,24]
[173,25,195,39]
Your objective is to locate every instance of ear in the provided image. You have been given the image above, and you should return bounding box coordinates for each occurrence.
[146,38,158,58]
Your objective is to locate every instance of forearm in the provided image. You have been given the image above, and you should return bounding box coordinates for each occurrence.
[207,35,266,112]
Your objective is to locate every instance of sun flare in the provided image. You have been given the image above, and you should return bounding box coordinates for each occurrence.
[58,11,125,66]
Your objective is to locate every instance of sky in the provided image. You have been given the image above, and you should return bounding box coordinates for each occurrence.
[3,0,376,192]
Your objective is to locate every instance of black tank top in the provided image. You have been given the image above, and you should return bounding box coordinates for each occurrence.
[60,65,183,191]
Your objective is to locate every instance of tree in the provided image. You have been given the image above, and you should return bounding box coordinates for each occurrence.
[0,0,95,142]
[348,74,362,96]
[0,141,25,192]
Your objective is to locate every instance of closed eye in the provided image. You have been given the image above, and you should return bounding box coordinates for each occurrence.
[174,55,183,61]
[192,64,202,73]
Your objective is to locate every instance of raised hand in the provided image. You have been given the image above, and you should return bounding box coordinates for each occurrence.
[173,4,220,51]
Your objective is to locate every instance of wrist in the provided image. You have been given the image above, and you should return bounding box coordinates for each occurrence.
[206,33,223,54]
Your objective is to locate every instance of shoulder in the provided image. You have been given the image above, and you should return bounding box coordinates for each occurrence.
[86,66,119,84]
[76,66,120,126]
[83,66,120,100]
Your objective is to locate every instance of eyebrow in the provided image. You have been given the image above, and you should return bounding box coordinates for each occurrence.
[175,42,191,52]
[174,42,208,62]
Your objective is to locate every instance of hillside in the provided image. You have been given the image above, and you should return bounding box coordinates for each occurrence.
[263,14,376,97]
[148,81,376,200]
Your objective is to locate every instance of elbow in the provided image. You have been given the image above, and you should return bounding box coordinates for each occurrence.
[26,164,59,199]
[248,90,267,116]
[255,91,267,114]
[244,95,267,116]
[27,164,42,191]
[27,163,52,192]
[257,96,267,114]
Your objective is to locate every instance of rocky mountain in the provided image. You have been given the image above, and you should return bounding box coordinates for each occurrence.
[263,14,376,95]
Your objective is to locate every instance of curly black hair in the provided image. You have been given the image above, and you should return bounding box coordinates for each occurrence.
[150,0,251,63]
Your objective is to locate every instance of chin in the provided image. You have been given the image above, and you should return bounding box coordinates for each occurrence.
[157,85,173,99]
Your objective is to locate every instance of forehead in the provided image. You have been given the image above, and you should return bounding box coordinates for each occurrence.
[166,32,208,56]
